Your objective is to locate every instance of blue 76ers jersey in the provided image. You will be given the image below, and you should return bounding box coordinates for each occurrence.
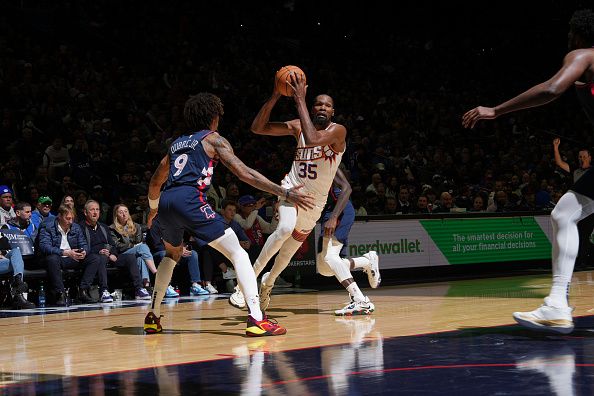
[164,130,217,204]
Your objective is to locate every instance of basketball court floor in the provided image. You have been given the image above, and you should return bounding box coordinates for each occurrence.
[2,270,594,395]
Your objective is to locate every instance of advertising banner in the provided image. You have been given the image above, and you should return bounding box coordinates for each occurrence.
[343,215,553,270]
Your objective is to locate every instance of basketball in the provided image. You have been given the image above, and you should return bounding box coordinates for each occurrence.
[275,65,306,96]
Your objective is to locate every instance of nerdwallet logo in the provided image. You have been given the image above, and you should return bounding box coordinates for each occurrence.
[349,239,423,256]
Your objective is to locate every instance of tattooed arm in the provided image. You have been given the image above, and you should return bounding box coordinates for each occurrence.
[203,133,314,210]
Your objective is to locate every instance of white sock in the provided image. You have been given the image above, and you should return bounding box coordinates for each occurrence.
[350,257,370,270]
[346,283,365,302]
[210,228,263,321]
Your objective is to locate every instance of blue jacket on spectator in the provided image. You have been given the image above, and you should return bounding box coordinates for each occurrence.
[31,209,56,230]
[38,218,88,257]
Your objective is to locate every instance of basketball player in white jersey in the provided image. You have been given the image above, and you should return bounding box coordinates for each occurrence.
[229,72,378,312]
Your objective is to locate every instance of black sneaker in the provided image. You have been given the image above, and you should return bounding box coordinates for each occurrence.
[12,293,35,309]
[79,288,96,303]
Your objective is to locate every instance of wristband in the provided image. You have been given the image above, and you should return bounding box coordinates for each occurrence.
[149,196,160,209]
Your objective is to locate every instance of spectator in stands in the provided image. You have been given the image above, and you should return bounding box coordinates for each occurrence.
[385,176,399,199]
[383,197,398,215]
[3,202,37,243]
[235,195,278,262]
[109,204,157,288]
[43,137,70,181]
[365,173,383,194]
[365,191,382,215]
[351,191,368,216]
[207,173,227,212]
[31,196,56,229]
[38,204,96,305]
[0,185,15,226]
[225,182,240,203]
[414,194,431,213]
[470,195,487,212]
[146,216,209,296]
[433,192,457,213]
[131,193,150,226]
[487,191,512,212]
[73,190,89,222]
[0,231,35,308]
[201,200,253,293]
[455,184,473,211]
[553,138,592,182]
[60,195,76,219]
[91,185,111,224]
[79,200,151,301]
[396,185,412,214]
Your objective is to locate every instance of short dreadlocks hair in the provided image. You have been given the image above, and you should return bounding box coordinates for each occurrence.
[570,9,594,46]
[183,93,224,131]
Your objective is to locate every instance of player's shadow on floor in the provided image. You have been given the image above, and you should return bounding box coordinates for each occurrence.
[103,325,246,337]
[265,307,326,315]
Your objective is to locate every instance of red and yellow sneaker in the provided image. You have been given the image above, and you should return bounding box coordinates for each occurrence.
[246,314,287,337]
[144,312,163,334]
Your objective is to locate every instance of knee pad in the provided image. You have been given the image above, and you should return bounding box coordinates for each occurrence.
[316,253,335,277]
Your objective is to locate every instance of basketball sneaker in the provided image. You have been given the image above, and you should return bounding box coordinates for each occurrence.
[512,297,574,334]
[190,283,209,296]
[100,290,114,303]
[246,314,287,337]
[229,285,246,309]
[335,296,375,316]
[144,312,163,334]
[363,251,381,288]
[223,268,237,280]
[259,272,274,311]
[204,283,218,294]
[135,288,151,300]
[165,285,180,298]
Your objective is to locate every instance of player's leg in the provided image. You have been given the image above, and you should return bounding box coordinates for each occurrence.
[252,202,297,277]
[144,240,182,334]
[259,231,306,310]
[210,228,286,336]
[513,190,594,333]
[331,212,381,289]
[317,237,375,316]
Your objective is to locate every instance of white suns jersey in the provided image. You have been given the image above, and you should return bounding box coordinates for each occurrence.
[282,122,344,206]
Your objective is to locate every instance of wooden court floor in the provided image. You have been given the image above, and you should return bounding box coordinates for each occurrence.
[3,270,594,394]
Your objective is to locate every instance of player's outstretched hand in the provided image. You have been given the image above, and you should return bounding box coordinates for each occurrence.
[462,106,495,129]
[285,185,315,210]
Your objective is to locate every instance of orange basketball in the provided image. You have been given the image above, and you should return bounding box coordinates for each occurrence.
[275,65,306,96]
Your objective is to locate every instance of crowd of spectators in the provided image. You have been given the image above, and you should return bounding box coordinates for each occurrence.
[0,2,592,305]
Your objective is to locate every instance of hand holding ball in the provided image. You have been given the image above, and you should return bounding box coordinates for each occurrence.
[275,65,306,96]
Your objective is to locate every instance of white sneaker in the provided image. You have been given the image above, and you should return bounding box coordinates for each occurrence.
[223,268,237,280]
[229,285,246,309]
[512,297,574,334]
[275,276,293,288]
[363,251,381,288]
[335,296,375,316]
[204,283,218,294]
[259,272,274,311]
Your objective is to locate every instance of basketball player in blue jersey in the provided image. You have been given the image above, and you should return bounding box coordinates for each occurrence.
[318,168,380,315]
[463,9,594,334]
[143,92,314,336]
[229,72,380,312]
